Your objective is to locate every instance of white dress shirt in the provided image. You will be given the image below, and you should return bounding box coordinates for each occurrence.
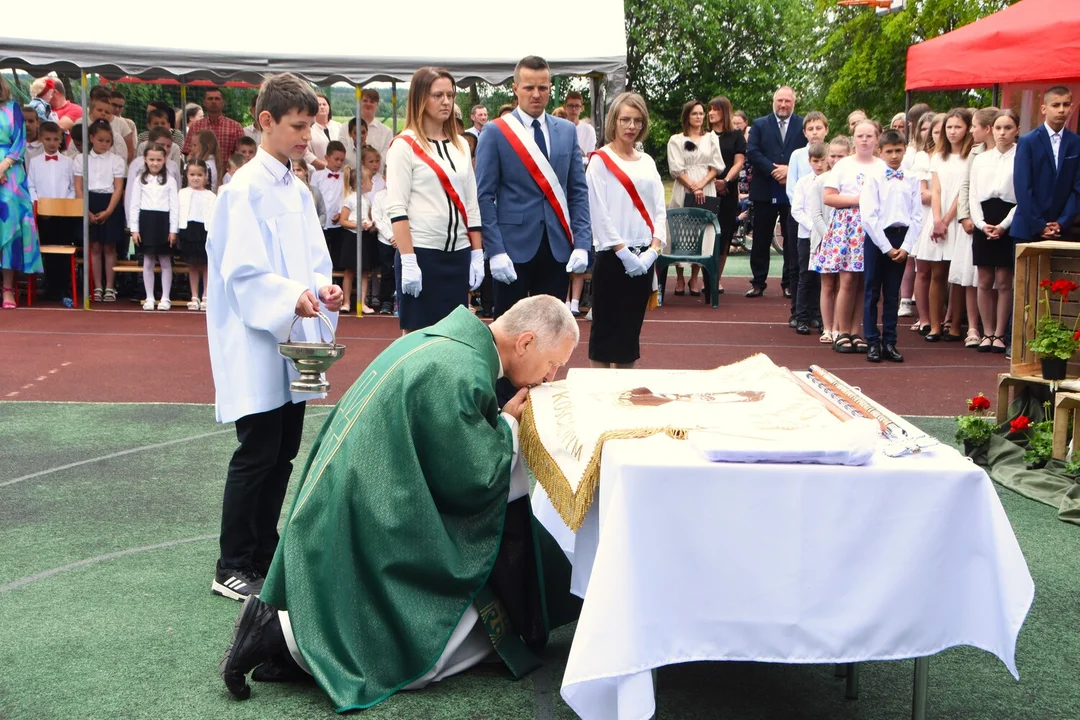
[341,191,366,236]
[25,139,45,161]
[27,152,75,202]
[342,119,392,173]
[586,150,667,251]
[809,172,833,254]
[514,109,550,155]
[179,187,217,228]
[1045,122,1063,166]
[789,171,820,238]
[860,165,923,254]
[109,116,131,163]
[129,174,179,233]
[306,119,342,164]
[371,187,393,245]
[785,145,813,205]
[311,168,346,229]
[74,150,126,194]
[126,157,182,216]
[243,124,262,145]
[205,147,336,423]
[969,144,1018,231]
[384,131,481,252]
[575,121,597,162]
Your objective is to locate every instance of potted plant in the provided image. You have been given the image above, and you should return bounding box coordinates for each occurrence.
[1027,279,1080,380]
[955,393,995,455]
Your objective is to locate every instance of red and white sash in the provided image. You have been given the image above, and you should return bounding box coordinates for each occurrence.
[392,131,469,224]
[589,148,655,236]
[490,113,574,248]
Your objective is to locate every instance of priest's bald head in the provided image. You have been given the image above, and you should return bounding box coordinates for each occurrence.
[491,296,579,389]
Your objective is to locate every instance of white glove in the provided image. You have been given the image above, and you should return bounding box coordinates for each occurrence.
[565,248,589,274]
[399,253,422,297]
[469,249,486,291]
[615,247,648,277]
[638,248,658,271]
[489,252,518,285]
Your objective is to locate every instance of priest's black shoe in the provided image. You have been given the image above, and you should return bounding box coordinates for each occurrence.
[882,344,904,363]
[252,652,308,684]
[221,596,286,700]
[796,322,810,335]
[866,342,882,363]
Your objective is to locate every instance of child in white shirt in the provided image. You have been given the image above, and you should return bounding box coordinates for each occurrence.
[129,144,179,310]
[370,183,396,315]
[789,141,828,335]
[178,160,216,311]
[74,120,126,302]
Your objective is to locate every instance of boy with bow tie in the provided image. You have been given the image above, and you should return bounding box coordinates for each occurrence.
[311,141,348,269]
[860,129,923,363]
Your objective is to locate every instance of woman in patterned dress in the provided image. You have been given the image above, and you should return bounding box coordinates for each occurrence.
[0,76,43,309]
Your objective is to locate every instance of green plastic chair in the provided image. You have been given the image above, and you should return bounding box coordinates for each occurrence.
[656,207,723,308]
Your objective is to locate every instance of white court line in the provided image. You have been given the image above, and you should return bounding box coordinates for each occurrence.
[0,535,216,593]
[1,410,330,488]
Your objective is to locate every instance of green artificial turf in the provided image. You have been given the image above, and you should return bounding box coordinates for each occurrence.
[1,405,1076,720]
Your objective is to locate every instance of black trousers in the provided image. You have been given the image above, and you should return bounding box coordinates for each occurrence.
[750,202,792,290]
[219,401,306,572]
[795,236,820,323]
[493,232,570,318]
[378,243,396,304]
[863,228,907,346]
[785,216,801,312]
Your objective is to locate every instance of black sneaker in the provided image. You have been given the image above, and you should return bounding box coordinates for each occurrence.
[788,314,798,328]
[213,567,264,602]
[220,596,282,699]
[379,303,393,315]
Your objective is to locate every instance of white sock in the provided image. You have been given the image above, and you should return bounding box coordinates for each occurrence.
[159,256,173,301]
[142,255,156,300]
[570,299,580,312]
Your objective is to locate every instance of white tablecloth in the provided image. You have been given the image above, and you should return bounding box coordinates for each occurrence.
[532,437,1034,720]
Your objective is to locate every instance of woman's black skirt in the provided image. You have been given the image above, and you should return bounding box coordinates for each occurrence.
[179,221,208,265]
[395,246,470,331]
[137,209,171,256]
[972,198,1016,268]
[588,247,653,364]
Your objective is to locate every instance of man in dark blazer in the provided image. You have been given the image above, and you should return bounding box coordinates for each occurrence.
[744,87,806,297]
[1014,86,1080,242]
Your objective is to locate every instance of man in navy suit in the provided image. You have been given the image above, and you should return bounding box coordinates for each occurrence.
[476,55,592,318]
[1014,86,1080,241]
[744,87,806,297]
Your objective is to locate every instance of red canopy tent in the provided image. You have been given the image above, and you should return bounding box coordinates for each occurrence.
[906,0,1080,91]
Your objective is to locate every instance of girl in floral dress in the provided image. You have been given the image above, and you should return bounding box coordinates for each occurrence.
[813,120,884,353]
[0,76,42,309]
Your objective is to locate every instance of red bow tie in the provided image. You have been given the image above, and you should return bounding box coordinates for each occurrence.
[45,155,58,161]
[327,173,340,179]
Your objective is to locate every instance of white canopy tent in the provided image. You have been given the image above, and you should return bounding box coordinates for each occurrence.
[2,0,627,309]
[1,1,627,86]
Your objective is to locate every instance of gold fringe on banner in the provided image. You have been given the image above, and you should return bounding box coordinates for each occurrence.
[519,396,687,531]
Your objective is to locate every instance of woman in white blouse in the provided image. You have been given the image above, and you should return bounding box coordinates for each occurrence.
[385,67,484,332]
[587,92,666,367]
[666,100,724,296]
[304,93,340,171]
[970,109,1020,354]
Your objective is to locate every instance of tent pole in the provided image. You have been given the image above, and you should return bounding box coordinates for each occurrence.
[992,84,1000,107]
[81,71,90,310]
[392,82,398,134]
[904,91,911,126]
[355,83,362,319]
[180,81,188,137]
[590,75,603,135]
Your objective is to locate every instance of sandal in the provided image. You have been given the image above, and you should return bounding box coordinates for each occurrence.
[1,287,15,310]
[977,335,994,353]
[819,331,835,344]
[103,288,117,302]
[851,335,869,354]
[964,329,982,348]
[92,288,103,302]
[992,336,1008,354]
[833,333,855,354]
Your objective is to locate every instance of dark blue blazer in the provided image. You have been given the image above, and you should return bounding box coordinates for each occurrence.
[1013,124,1080,240]
[745,113,806,204]
[475,110,591,264]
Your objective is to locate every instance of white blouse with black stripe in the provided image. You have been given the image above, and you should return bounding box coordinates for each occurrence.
[384,130,481,252]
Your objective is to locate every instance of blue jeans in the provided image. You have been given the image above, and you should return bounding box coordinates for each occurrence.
[863,228,907,346]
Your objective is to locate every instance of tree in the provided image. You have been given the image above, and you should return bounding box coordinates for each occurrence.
[624,0,813,170]
[809,0,1019,133]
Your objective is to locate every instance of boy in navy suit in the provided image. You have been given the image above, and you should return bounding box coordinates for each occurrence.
[1014,86,1080,241]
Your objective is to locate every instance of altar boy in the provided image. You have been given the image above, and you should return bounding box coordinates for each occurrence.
[860,129,922,364]
[206,73,343,602]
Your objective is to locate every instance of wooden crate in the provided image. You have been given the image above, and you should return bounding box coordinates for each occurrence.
[1012,241,1080,377]
[1052,392,1080,461]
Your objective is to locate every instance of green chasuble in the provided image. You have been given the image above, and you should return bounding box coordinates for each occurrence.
[260,306,578,712]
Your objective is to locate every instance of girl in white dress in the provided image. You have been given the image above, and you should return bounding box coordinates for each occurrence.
[666,101,725,295]
[929,108,978,343]
[909,111,940,335]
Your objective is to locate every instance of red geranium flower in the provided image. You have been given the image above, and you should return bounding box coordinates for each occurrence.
[1074,329,1080,342]
[1051,279,1080,297]
[1010,415,1031,433]
[1040,279,1053,289]
[968,394,991,412]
